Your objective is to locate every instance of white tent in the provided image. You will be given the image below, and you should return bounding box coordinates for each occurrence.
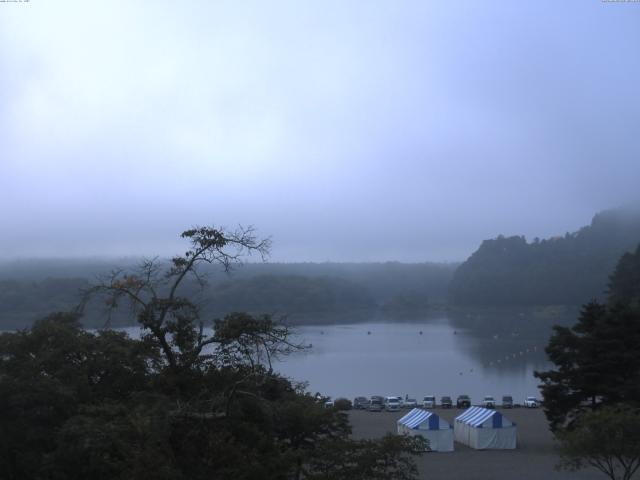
[397,408,454,452]
[454,406,517,450]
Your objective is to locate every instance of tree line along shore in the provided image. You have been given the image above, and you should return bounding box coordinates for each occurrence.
[2,207,639,330]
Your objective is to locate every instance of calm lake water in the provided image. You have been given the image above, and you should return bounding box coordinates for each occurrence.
[121,311,573,404]
[275,318,553,402]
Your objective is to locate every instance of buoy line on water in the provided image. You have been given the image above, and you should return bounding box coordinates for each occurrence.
[486,345,539,367]
[356,328,540,372]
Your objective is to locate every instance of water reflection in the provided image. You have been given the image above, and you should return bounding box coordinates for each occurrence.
[117,310,577,403]
[275,311,576,401]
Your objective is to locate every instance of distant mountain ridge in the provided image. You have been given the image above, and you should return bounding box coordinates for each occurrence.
[0,261,457,329]
[449,207,640,306]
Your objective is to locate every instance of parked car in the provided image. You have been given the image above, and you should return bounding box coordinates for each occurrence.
[324,400,334,409]
[334,398,352,410]
[482,396,496,409]
[368,398,383,412]
[404,398,418,408]
[502,395,513,408]
[524,396,539,408]
[353,396,369,410]
[423,395,436,408]
[385,396,401,412]
[440,396,453,408]
[456,395,471,408]
[392,396,405,408]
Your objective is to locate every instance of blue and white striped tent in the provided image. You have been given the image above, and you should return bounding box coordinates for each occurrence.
[454,406,516,450]
[397,408,453,452]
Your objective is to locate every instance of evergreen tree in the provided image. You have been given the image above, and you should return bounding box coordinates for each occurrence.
[608,243,640,310]
[536,244,640,431]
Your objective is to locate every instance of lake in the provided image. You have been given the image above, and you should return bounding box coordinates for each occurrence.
[273,314,563,402]
[121,310,573,404]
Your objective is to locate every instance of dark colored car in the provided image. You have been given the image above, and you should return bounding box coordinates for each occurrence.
[353,396,369,410]
[502,395,513,408]
[440,396,453,408]
[334,398,352,410]
[456,395,471,408]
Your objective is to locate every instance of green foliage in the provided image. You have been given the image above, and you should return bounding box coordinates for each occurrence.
[0,226,424,479]
[0,312,424,480]
[608,243,640,310]
[213,312,302,372]
[0,312,157,480]
[304,434,428,480]
[0,278,90,329]
[333,398,353,411]
[536,244,640,433]
[557,405,640,480]
[209,274,375,317]
[0,262,457,330]
[535,302,640,431]
[450,208,640,306]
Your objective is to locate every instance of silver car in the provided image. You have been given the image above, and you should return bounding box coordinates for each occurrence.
[404,398,418,408]
[385,396,401,412]
[368,399,383,412]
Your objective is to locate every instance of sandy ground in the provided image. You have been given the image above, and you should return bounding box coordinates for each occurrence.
[349,408,605,480]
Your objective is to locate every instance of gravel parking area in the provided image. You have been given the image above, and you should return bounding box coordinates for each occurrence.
[349,408,604,480]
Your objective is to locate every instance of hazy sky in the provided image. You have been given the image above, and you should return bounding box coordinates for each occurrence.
[1,1,639,262]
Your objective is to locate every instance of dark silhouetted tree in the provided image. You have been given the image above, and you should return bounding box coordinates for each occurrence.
[536,245,640,431]
[1,226,425,480]
[557,405,640,480]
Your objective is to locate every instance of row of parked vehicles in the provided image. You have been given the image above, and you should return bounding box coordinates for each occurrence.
[353,395,539,411]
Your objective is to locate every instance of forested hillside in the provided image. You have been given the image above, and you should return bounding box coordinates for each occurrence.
[608,242,640,309]
[0,262,456,329]
[450,207,640,306]
[206,275,375,317]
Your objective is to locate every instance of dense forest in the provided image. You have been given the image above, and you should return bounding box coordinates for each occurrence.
[0,262,456,329]
[0,227,426,480]
[450,207,640,306]
[3,207,640,329]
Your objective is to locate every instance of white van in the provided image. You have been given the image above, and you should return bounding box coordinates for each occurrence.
[385,396,401,412]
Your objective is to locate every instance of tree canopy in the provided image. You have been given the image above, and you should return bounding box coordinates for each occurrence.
[608,243,640,310]
[0,225,425,479]
[535,301,640,431]
[557,405,640,480]
[535,241,640,431]
[0,261,456,330]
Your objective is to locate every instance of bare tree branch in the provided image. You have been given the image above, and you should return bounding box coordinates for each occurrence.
[79,225,271,373]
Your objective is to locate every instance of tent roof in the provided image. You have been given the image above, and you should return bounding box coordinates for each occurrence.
[398,408,436,429]
[455,406,509,428]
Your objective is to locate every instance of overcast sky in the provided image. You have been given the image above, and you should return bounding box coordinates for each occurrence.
[1,1,639,262]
